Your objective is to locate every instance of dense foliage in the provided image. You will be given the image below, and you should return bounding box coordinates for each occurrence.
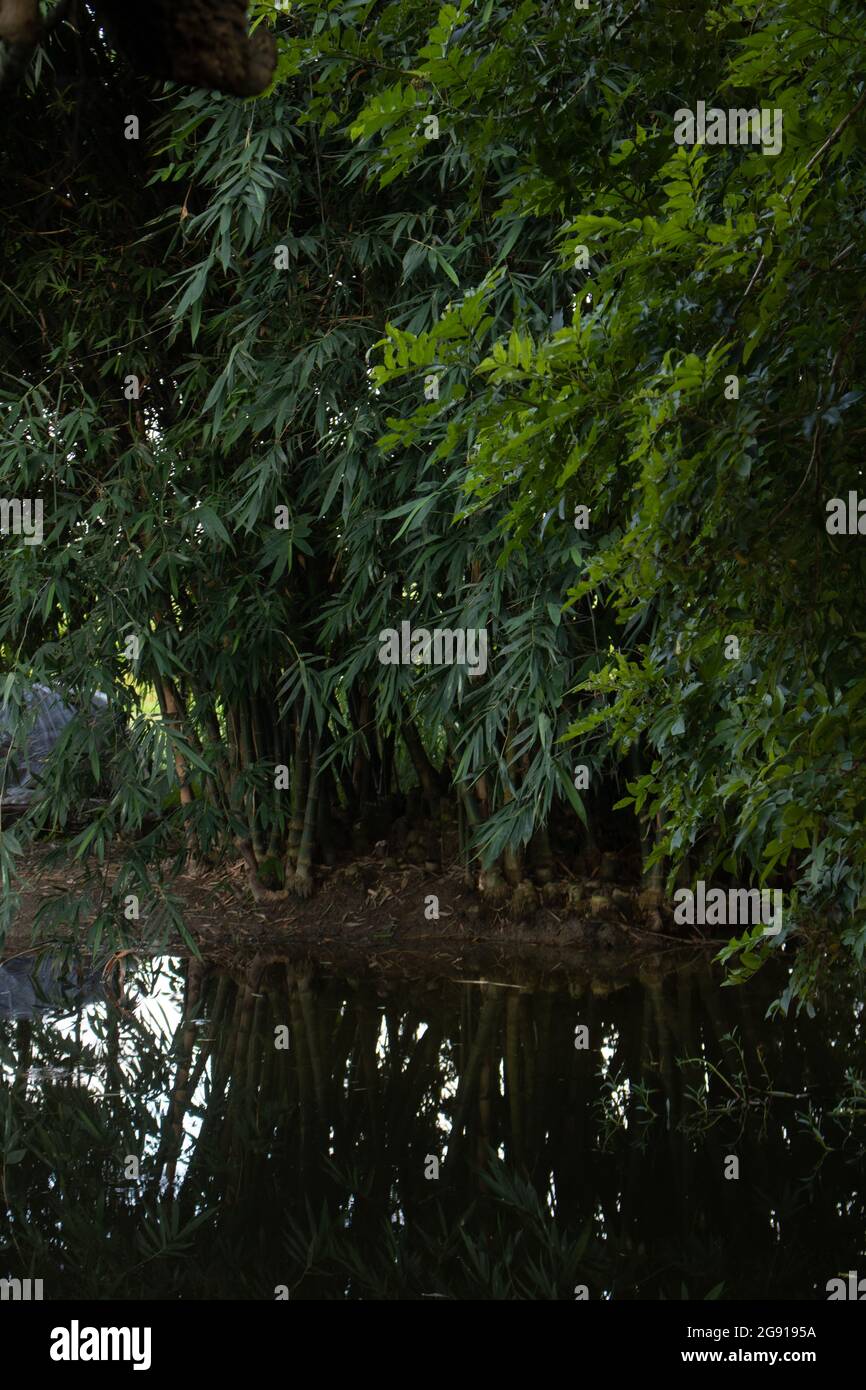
[1,0,864,1003]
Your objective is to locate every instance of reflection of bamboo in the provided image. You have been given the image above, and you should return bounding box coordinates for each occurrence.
[229,956,265,1085]
[297,971,326,1113]
[505,993,523,1165]
[676,967,699,1238]
[272,975,299,1114]
[448,987,503,1164]
[619,980,655,1248]
[529,993,556,1164]
[219,961,266,1197]
[644,973,680,1233]
[245,992,264,1102]
[13,1018,32,1096]
[257,994,277,1120]
[158,957,203,1195]
[647,978,674,1113]
[179,976,235,1213]
[520,992,537,1135]
[224,994,250,1201]
[389,1016,442,1158]
[105,996,121,1096]
[328,987,357,1111]
[286,968,316,1157]
[694,958,725,1040]
[177,968,230,1174]
[381,1008,439,1209]
[477,1053,493,1176]
[354,1000,382,1146]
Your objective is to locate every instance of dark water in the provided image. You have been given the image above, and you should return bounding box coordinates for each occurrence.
[0,946,863,1300]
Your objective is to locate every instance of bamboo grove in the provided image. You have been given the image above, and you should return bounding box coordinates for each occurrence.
[1,1,866,1002]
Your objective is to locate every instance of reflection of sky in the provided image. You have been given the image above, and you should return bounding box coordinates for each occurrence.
[372,1006,456,1142]
[16,957,205,1192]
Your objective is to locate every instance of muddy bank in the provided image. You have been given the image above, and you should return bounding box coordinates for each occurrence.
[3,842,723,960]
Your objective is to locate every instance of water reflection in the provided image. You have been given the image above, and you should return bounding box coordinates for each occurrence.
[0,947,863,1299]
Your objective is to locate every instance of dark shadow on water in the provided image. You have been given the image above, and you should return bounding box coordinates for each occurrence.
[0,945,864,1299]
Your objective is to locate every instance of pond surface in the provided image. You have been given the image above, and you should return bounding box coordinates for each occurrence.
[0,946,863,1300]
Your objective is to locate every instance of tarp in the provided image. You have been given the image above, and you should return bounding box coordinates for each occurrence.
[0,683,109,807]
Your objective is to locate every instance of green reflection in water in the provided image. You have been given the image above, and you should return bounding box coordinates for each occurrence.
[0,948,864,1300]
